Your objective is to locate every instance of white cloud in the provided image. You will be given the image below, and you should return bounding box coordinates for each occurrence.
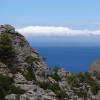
[16,26,100,37]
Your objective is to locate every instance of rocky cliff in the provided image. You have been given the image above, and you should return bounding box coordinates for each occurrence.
[0,24,100,100]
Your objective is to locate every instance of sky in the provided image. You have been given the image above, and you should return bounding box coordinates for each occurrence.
[0,0,100,28]
[0,0,100,46]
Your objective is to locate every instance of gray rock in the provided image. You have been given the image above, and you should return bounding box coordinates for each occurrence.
[5,94,17,100]
[0,24,15,33]
[20,94,28,100]
[14,72,28,84]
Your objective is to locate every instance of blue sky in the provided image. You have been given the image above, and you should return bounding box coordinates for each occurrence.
[0,0,100,29]
[1,0,100,46]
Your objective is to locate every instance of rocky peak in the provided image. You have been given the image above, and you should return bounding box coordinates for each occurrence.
[0,24,48,80]
[0,24,15,33]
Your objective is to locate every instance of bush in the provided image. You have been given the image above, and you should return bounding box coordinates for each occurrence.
[23,67,36,81]
[75,91,87,98]
[49,66,61,82]
[67,74,80,87]
[93,71,100,81]
[25,56,40,64]
[0,74,25,100]
[48,83,67,99]
[9,85,25,94]
[90,81,100,95]
[0,33,15,66]
[51,72,61,82]
[0,74,14,99]
[38,81,49,90]
[38,81,67,99]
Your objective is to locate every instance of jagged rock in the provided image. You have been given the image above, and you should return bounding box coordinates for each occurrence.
[46,91,56,97]
[0,24,15,33]
[0,24,48,80]
[14,72,29,84]
[5,94,17,100]
[59,80,70,91]
[48,76,57,84]
[57,68,66,80]
[0,62,10,75]
[20,94,28,100]
[96,91,100,100]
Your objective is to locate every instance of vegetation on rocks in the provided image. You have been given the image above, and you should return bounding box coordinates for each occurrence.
[38,81,68,99]
[0,33,15,67]
[0,74,25,100]
[49,67,61,81]
[25,56,40,64]
[0,25,100,100]
[67,72,100,98]
[23,66,36,81]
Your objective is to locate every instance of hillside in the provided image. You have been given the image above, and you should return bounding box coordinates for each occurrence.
[0,24,100,100]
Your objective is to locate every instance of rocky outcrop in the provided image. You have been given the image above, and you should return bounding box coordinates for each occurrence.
[0,24,57,100]
[0,24,48,81]
[0,24,15,33]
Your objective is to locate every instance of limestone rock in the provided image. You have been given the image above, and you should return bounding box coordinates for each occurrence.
[0,62,10,75]
[5,94,17,100]
[0,24,15,33]
[57,68,66,80]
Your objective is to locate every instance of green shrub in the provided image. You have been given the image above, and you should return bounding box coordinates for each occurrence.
[67,74,80,87]
[0,74,14,99]
[38,81,67,99]
[25,56,40,64]
[0,33,15,66]
[49,67,61,82]
[51,66,60,72]
[9,85,25,94]
[93,71,100,81]
[51,72,61,82]
[75,91,87,98]
[38,81,49,90]
[48,83,60,92]
[0,74,25,100]
[90,81,100,95]
[0,74,14,91]
[48,83,67,99]
[23,67,36,81]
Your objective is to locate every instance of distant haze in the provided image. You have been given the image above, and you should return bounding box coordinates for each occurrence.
[26,37,100,47]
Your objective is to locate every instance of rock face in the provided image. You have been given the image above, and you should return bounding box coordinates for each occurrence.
[0,24,57,100]
[0,24,15,33]
[0,24,48,80]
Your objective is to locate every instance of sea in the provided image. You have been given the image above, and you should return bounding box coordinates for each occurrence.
[33,46,100,73]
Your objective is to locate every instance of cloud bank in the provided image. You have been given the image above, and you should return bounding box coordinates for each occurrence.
[16,26,100,37]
